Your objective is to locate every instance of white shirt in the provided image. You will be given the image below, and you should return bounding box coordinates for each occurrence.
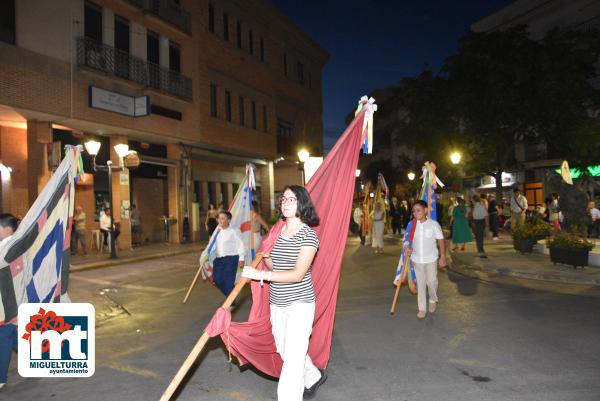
[215,226,245,258]
[407,219,444,264]
[353,208,364,225]
[472,203,487,220]
[590,207,600,221]
[99,213,112,230]
[510,195,528,213]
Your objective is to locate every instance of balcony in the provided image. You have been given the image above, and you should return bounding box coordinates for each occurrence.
[77,37,192,100]
[127,0,191,34]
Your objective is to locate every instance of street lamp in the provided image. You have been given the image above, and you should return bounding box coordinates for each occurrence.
[355,169,361,177]
[407,172,416,181]
[450,152,461,165]
[85,139,129,259]
[297,148,310,185]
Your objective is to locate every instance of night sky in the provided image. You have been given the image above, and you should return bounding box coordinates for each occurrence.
[270,0,514,151]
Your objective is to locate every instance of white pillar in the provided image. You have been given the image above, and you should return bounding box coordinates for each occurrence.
[130,22,146,60]
[102,7,114,46]
[159,35,169,69]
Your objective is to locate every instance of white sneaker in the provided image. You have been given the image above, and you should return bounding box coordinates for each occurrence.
[0,383,5,389]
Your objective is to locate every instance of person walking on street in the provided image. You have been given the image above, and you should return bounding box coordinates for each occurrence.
[472,195,488,258]
[205,203,218,235]
[510,188,528,229]
[403,200,447,319]
[390,197,402,234]
[0,213,18,389]
[71,206,88,255]
[488,194,499,240]
[549,193,561,232]
[371,202,385,254]
[400,200,410,231]
[588,201,600,238]
[353,204,365,245]
[242,185,326,401]
[212,210,245,297]
[130,204,141,246]
[451,197,473,251]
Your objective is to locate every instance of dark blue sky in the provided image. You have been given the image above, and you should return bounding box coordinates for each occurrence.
[270,0,513,150]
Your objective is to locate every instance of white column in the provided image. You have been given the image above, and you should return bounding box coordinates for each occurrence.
[159,35,169,69]
[131,22,146,60]
[102,7,114,46]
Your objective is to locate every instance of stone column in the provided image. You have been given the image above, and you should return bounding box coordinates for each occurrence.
[26,120,52,207]
[109,136,132,251]
[167,143,181,244]
[258,162,275,219]
[226,182,234,205]
[214,182,222,208]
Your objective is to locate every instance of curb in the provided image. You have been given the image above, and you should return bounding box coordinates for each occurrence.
[448,259,600,286]
[70,247,198,273]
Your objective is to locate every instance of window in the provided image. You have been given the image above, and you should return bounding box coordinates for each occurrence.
[223,13,229,40]
[236,21,242,49]
[225,91,232,122]
[262,105,268,132]
[277,119,293,137]
[210,84,217,117]
[238,96,245,126]
[147,30,159,63]
[147,31,160,88]
[114,15,130,79]
[260,37,265,61]
[208,3,215,33]
[248,30,254,55]
[169,41,181,72]
[84,1,102,43]
[297,62,304,85]
[251,101,257,129]
[283,53,287,76]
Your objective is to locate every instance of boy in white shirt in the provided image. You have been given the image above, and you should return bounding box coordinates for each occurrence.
[212,211,245,297]
[404,200,447,319]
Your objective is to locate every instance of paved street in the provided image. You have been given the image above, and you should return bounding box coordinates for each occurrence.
[4,236,600,401]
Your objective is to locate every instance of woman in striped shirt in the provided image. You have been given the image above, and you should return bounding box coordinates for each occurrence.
[242,185,326,401]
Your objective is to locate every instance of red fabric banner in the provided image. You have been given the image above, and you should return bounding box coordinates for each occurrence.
[206,107,369,377]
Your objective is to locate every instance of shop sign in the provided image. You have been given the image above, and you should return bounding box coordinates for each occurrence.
[88,86,150,117]
[119,173,129,186]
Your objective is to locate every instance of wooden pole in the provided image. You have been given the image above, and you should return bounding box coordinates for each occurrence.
[390,281,402,315]
[159,254,264,401]
[182,264,204,304]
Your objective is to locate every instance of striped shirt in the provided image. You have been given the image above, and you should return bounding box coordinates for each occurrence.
[269,224,319,307]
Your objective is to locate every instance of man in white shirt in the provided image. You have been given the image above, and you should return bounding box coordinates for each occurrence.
[212,211,245,297]
[510,188,528,229]
[404,200,447,319]
[353,204,365,245]
[0,213,18,388]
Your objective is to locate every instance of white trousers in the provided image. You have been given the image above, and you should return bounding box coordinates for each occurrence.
[270,302,321,401]
[413,261,439,312]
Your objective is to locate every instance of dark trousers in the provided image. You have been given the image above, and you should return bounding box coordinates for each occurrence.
[589,221,600,238]
[489,213,499,237]
[0,324,17,383]
[391,217,401,234]
[473,219,486,253]
[213,255,239,297]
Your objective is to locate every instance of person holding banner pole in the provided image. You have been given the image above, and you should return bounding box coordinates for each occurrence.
[212,211,245,297]
[0,213,18,388]
[242,185,326,401]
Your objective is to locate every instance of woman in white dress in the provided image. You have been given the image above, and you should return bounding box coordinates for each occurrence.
[371,202,385,253]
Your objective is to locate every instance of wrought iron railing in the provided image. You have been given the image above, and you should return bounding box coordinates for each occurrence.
[77,37,192,100]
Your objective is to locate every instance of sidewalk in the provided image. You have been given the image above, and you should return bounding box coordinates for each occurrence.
[70,242,203,272]
[447,236,600,286]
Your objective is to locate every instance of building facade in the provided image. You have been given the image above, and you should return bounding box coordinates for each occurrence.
[0,0,328,249]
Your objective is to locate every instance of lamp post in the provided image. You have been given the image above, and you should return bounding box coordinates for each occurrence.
[297,148,310,185]
[84,139,129,259]
[450,152,461,165]
[407,172,415,181]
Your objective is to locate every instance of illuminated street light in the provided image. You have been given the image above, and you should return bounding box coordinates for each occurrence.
[297,149,310,163]
[113,143,130,159]
[407,172,416,181]
[84,140,101,157]
[355,169,361,177]
[450,152,462,165]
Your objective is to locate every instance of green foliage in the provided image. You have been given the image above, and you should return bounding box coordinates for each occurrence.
[512,221,553,240]
[547,233,595,251]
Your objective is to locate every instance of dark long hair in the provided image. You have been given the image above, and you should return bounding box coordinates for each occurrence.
[277,185,320,226]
